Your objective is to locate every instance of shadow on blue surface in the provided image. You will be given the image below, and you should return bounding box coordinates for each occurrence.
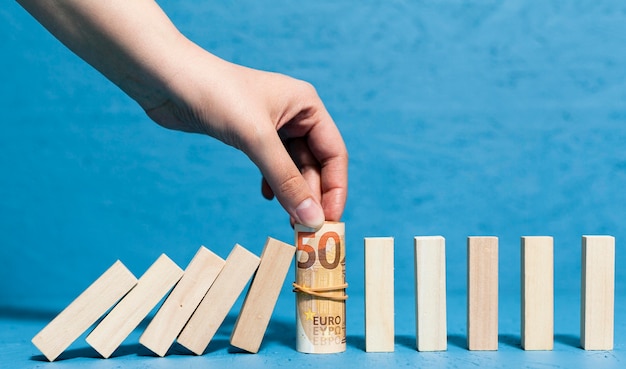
[0,306,58,322]
[30,343,152,362]
[26,313,297,360]
[555,333,580,349]
[396,335,415,350]
[499,334,520,349]
[347,335,365,351]
[448,334,466,349]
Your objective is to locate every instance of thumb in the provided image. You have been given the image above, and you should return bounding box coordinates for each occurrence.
[248,134,325,230]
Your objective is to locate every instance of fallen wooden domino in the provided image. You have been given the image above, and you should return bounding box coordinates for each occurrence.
[581,235,615,350]
[86,254,184,358]
[139,246,225,357]
[414,236,447,352]
[230,237,296,353]
[31,260,137,361]
[364,237,394,353]
[177,244,260,355]
[467,236,498,351]
[521,236,553,351]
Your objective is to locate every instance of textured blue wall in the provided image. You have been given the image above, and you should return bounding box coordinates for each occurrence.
[2,1,625,311]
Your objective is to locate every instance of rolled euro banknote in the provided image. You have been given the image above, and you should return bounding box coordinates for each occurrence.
[294,222,347,353]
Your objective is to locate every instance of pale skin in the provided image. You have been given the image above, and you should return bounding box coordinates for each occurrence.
[17,0,348,230]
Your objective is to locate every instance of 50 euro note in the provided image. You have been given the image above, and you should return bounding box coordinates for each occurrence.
[294,222,347,354]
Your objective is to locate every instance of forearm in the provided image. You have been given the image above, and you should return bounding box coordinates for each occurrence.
[16,0,200,110]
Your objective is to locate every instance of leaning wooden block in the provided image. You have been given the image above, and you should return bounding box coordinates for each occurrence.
[467,236,498,351]
[230,237,296,353]
[415,236,447,351]
[177,244,260,355]
[139,247,225,356]
[581,235,615,350]
[85,254,184,358]
[521,236,553,350]
[31,261,137,361]
[365,237,395,352]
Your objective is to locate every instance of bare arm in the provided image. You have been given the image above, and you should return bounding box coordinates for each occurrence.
[17,0,348,229]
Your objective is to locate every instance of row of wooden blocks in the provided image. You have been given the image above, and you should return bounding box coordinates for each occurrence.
[33,233,616,361]
[364,235,615,352]
[32,238,296,361]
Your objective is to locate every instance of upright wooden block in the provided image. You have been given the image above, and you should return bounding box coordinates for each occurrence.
[31,261,137,361]
[230,237,296,353]
[415,236,447,351]
[139,247,225,356]
[364,237,394,352]
[177,244,260,355]
[86,254,184,358]
[467,236,498,351]
[521,236,553,350]
[581,235,615,350]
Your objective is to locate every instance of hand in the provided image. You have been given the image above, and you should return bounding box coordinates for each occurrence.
[17,0,347,229]
[145,53,348,229]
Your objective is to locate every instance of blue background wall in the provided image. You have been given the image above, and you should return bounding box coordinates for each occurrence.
[1,1,625,367]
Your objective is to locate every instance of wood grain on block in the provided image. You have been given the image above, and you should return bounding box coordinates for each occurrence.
[581,235,615,350]
[85,254,184,358]
[364,237,394,352]
[414,236,447,351]
[31,261,137,361]
[230,237,296,353]
[521,236,553,351]
[139,247,225,356]
[177,244,260,355]
[467,236,498,351]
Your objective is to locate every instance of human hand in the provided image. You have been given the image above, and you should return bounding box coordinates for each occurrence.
[17,0,347,229]
[145,52,348,229]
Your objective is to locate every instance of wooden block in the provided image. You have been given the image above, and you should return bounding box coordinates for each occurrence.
[581,235,615,350]
[31,261,137,361]
[177,244,260,355]
[467,236,498,351]
[521,236,553,350]
[364,237,395,352]
[139,246,225,356]
[415,236,447,351]
[85,254,184,358]
[230,237,296,353]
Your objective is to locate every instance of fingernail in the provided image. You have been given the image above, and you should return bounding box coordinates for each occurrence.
[295,198,325,229]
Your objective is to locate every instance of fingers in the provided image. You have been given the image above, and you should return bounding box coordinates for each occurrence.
[244,72,347,226]
[287,138,322,204]
[298,108,348,222]
[249,128,325,230]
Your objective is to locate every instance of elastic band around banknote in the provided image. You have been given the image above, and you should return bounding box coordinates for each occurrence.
[292,282,348,301]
